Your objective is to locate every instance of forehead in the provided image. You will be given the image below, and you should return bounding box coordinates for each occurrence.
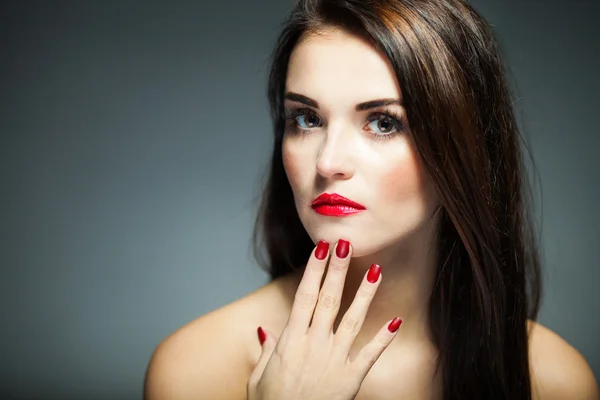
[285,28,402,106]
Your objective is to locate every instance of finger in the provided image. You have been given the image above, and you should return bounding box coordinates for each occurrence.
[285,240,330,337]
[247,327,278,389]
[309,239,352,336]
[351,317,402,378]
[333,263,382,355]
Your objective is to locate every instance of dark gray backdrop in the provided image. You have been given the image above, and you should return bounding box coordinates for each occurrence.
[1,1,598,398]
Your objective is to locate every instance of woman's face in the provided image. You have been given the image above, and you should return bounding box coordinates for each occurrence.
[282,27,440,257]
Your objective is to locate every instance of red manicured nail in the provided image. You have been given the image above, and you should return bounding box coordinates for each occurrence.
[367,264,381,283]
[257,326,266,345]
[315,240,329,260]
[336,239,349,259]
[387,317,402,333]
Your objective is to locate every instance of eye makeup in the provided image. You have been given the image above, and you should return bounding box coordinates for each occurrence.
[281,105,408,141]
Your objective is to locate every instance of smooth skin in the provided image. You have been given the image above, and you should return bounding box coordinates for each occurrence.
[144,241,599,399]
[144,27,599,400]
[248,241,396,400]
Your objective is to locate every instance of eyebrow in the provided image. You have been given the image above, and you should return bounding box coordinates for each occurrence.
[284,92,403,111]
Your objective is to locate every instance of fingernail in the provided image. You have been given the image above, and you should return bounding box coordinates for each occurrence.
[387,317,402,333]
[367,264,381,283]
[257,326,266,345]
[336,239,349,259]
[315,240,329,260]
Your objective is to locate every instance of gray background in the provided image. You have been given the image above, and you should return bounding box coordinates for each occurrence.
[1,0,598,398]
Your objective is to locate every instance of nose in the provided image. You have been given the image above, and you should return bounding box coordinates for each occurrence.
[315,125,355,180]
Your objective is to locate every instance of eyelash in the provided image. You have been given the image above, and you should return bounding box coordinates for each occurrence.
[281,107,407,140]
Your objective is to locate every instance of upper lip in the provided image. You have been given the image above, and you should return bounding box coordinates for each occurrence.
[311,193,366,209]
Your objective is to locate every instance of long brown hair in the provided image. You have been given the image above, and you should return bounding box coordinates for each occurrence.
[252,0,542,398]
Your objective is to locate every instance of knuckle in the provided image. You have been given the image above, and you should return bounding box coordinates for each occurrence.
[355,285,374,299]
[376,335,389,346]
[360,348,378,368]
[247,375,258,389]
[328,260,348,272]
[273,342,286,359]
[295,291,317,308]
[340,314,359,332]
[247,369,264,389]
[317,292,337,310]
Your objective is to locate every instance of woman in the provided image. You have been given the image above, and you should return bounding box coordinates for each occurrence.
[144,0,598,398]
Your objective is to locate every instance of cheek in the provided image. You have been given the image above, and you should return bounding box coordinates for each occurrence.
[379,148,437,208]
[282,139,304,194]
[282,142,296,184]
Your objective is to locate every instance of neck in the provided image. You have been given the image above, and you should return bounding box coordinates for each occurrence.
[334,220,440,348]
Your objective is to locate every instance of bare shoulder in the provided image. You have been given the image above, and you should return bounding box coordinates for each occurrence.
[144,273,299,400]
[528,320,599,400]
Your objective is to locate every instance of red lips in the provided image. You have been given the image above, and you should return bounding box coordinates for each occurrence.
[311,193,365,216]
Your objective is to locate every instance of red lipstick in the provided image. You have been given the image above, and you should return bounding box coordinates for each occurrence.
[311,193,366,216]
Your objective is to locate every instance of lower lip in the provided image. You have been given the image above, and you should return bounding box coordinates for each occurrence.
[312,205,365,216]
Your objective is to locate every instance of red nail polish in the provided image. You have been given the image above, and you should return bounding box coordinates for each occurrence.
[387,317,402,333]
[336,239,349,259]
[257,326,266,345]
[367,264,381,283]
[315,240,329,260]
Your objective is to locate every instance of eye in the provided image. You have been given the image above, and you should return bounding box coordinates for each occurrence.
[366,113,400,135]
[296,111,322,129]
[283,108,323,132]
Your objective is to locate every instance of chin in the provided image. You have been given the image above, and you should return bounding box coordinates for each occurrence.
[305,228,396,257]
[304,219,429,258]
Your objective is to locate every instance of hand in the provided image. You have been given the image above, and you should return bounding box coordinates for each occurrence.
[247,239,402,400]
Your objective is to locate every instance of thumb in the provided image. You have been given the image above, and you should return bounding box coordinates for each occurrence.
[248,326,278,387]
